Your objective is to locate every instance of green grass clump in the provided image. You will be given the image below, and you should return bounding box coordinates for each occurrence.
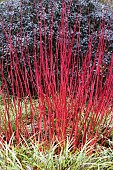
[0,136,113,170]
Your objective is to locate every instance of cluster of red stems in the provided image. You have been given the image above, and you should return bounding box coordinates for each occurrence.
[0,0,113,150]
